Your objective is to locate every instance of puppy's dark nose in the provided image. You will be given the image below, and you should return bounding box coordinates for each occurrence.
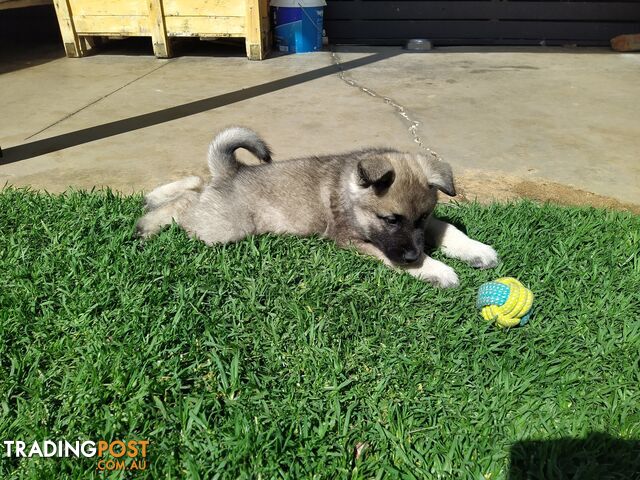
[403,249,420,263]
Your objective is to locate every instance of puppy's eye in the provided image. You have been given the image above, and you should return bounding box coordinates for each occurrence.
[378,214,400,225]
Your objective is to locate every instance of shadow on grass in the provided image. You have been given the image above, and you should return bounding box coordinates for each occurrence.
[509,432,640,480]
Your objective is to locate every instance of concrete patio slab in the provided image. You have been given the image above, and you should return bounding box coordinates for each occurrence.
[333,47,640,208]
[1,41,638,211]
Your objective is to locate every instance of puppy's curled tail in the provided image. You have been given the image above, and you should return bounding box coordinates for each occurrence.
[207,127,272,178]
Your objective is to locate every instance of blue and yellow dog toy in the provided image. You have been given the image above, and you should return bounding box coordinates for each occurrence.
[476,277,534,328]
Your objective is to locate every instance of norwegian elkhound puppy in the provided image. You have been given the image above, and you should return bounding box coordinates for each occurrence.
[136,127,498,287]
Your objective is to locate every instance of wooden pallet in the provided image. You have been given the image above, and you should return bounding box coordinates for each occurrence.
[52,0,270,59]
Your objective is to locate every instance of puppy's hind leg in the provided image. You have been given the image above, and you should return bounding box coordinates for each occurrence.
[136,190,199,238]
[144,176,203,210]
[426,217,498,269]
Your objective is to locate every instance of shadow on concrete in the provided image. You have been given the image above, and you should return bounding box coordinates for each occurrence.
[0,39,65,75]
[0,50,397,164]
[333,45,616,55]
[509,433,640,480]
[0,5,65,75]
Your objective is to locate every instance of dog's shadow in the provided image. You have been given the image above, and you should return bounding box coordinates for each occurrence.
[508,432,640,480]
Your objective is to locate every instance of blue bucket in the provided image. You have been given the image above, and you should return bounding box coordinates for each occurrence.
[271,0,326,53]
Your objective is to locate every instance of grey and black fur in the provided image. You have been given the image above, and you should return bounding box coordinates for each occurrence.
[136,127,498,287]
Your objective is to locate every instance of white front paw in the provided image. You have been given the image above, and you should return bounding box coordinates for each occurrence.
[465,242,499,269]
[444,240,499,269]
[412,258,460,288]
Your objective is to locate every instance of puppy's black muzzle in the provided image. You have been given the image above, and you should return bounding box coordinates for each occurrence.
[384,246,422,265]
[402,249,421,263]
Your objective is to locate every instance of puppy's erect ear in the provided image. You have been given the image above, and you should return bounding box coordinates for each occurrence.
[357,157,395,193]
[416,154,456,197]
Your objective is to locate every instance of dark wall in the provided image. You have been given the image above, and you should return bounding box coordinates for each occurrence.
[324,1,640,46]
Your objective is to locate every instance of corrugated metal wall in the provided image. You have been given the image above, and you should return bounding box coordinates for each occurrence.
[325,1,640,46]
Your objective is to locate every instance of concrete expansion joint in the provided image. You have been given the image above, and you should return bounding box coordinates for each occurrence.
[329,50,444,162]
[24,59,173,141]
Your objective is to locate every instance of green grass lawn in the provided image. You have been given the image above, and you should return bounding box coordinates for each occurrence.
[1,188,639,479]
